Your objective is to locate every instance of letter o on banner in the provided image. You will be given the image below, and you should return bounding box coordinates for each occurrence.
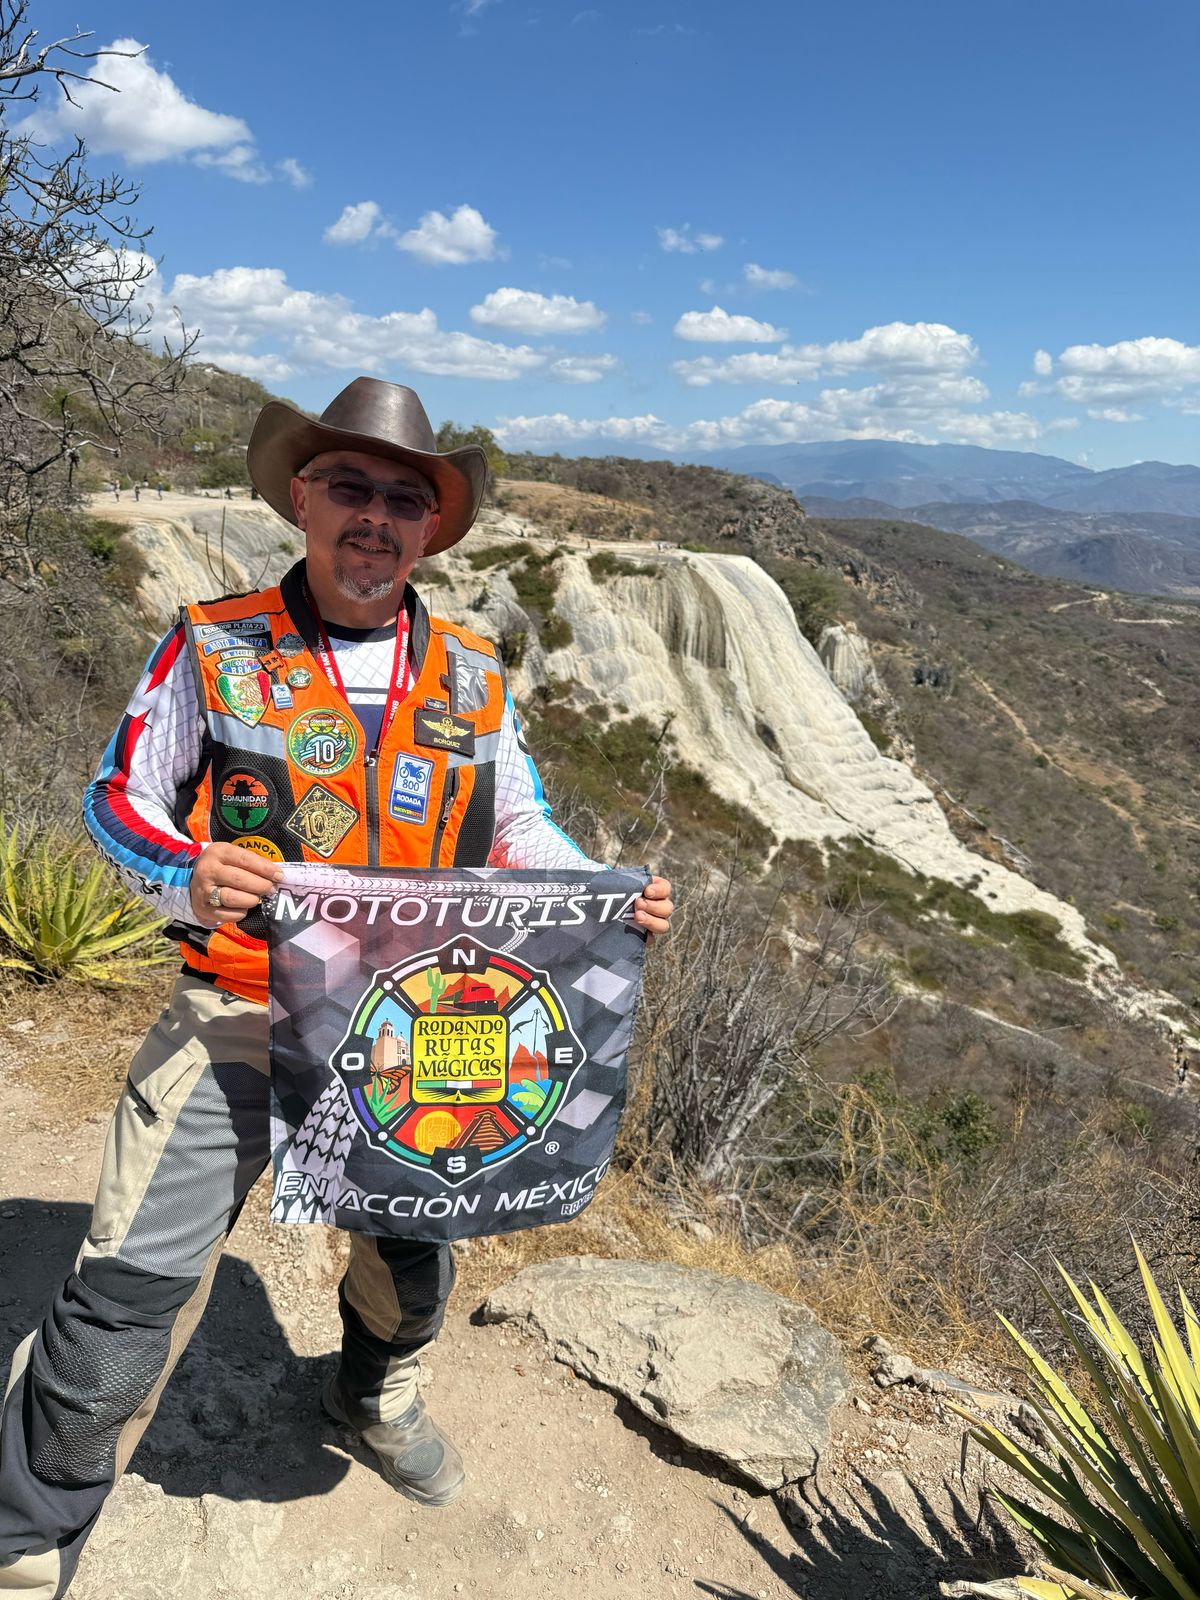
[391,898,426,926]
[321,896,357,924]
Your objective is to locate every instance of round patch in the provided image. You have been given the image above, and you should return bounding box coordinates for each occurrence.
[235,834,283,862]
[276,632,305,657]
[286,666,313,689]
[328,941,585,1186]
[287,708,357,777]
[218,770,273,832]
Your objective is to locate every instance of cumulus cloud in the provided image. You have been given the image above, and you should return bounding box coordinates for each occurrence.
[547,354,620,383]
[277,157,312,189]
[20,37,290,185]
[324,200,388,245]
[1032,349,1053,376]
[657,224,723,254]
[1087,407,1144,423]
[1039,336,1200,406]
[194,143,270,184]
[470,287,605,335]
[143,263,543,382]
[494,388,1042,454]
[397,204,500,265]
[743,263,798,290]
[674,320,978,385]
[674,305,785,343]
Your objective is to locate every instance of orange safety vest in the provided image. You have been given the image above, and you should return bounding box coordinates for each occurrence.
[173,562,506,1004]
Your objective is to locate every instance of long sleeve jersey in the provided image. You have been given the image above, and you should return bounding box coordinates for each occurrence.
[83,615,597,929]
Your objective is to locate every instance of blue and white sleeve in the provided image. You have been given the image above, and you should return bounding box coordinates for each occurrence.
[488,692,603,872]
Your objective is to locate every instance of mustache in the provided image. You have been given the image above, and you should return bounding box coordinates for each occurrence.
[336,526,402,555]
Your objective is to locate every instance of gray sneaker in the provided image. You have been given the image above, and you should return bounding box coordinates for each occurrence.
[321,1377,465,1507]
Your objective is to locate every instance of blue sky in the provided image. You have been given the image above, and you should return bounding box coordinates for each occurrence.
[25,0,1200,467]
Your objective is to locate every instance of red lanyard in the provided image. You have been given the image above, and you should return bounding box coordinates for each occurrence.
[304,582,414,750]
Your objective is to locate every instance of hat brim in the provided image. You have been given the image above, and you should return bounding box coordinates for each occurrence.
[246,401,489,556]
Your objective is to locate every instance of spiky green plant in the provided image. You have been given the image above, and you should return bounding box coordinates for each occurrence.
[959,1243,1200,1600]
[0,816,171,983]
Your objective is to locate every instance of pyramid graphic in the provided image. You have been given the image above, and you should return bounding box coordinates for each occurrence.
[453,1109,514,1153]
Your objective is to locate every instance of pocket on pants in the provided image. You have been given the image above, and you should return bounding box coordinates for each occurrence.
[125,1021,207,1121]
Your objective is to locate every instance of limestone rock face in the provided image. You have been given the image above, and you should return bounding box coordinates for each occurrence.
[817,622,881,704]
[119,502,1114,970]
[482,1255,850,1490]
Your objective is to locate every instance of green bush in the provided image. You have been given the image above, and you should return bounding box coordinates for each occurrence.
[588,551,647,582]
[0,818,171,983]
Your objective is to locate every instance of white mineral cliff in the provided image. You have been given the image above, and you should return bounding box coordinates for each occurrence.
[109,497,1114,969]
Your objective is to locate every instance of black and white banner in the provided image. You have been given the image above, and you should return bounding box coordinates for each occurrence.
[265,865,649,1241]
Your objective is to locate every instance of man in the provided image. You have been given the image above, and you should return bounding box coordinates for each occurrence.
[0,377,674,1598]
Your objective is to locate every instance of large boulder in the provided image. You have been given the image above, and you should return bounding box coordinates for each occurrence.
[482,1255,849,1491]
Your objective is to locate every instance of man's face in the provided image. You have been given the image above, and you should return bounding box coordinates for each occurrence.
[289,450,440,608]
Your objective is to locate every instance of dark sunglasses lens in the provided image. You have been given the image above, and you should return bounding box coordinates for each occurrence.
[382,488,430,521]
[325,476,373,509]
[323,476,429,520]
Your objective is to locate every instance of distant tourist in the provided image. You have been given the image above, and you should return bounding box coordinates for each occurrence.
[133,483,140,502]
[111,480,119,501]
[156,481,164,499]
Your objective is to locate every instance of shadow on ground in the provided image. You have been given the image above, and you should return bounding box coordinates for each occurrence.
[697,1474,1026,1600]
[0,1198,348,1505]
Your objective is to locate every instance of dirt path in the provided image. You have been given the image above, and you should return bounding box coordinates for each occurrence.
[1,993,1035,1600]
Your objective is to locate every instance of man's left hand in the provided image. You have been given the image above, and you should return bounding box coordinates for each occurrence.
[633,875,675,938]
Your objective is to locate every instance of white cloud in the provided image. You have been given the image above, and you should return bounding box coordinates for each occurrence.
[200,350,298,383]
[324,200,386,245]
[547,354,620,383]
[657,224,723,254]
[147,264,544,382]
[744,263,798,290]
[495,387,1043,454]
[397,204,500,265]
[194,143,270,184]
[470,287,605,334]
[673,319,978,385]
[1087,407,1144,423]
[23,37,247,161]
[674,305,785,343]
[1039,336,1200,406]
[631,310,653,325]
[277,157,312,190]
[1032,349,1053,376]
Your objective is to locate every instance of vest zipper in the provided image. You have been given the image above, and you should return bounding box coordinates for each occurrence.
[430,768,459,868]
[365,751,380,867]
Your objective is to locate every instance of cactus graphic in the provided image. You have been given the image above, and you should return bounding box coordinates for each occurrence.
[427,969,448,1013]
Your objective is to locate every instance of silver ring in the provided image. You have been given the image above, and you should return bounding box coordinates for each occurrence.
[208,885,223,909]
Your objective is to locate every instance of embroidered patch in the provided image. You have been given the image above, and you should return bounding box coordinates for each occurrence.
[259,650,286,675]
[276,632,306,657]
[218,771,273,832]
[235,834,283,862]
[286,667,313,689]
[413,707,476,756]
[216,669,270,727]
[388,753,435,825]
[197,614,271,644]
[284,785,358,858]
[287,709,357,777]
[271,682,294,710]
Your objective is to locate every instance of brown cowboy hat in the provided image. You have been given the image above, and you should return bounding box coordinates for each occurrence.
[246,376,489,555]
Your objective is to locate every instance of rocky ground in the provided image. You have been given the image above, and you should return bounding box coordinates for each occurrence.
[0,982,1043,1600]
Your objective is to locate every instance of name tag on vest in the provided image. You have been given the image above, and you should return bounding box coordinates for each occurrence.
[413,707,476,756]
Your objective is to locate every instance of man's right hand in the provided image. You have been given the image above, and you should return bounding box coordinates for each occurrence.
[189,841,285,928]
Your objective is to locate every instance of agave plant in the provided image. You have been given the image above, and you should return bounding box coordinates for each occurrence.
[0,815,172,983]
[960,1243,1200,1600]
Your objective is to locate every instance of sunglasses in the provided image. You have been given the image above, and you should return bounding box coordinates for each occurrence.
[301,468,435,522]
